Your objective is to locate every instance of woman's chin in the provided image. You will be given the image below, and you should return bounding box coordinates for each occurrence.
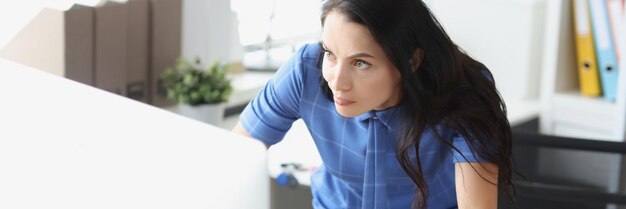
[334,105,365,118]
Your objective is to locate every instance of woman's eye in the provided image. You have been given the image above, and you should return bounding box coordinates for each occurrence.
[354,60,371,69]
[324,51,336,60]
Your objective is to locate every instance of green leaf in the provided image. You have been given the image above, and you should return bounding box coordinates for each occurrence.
[160,56,233,105]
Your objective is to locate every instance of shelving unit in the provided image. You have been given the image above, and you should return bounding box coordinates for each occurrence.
[539,0,626,204]
[540,0,626,142]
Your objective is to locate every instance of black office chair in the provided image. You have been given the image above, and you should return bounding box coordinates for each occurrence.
[501,130,626,209]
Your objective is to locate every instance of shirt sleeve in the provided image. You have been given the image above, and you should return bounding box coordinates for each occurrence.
[452,69,497,163]
[239,44,311,145]
[451,134,492,163]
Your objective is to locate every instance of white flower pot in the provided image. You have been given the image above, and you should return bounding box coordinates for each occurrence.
[177,103,225,126]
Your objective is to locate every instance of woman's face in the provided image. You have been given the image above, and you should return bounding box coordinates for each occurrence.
[322,11,402,117]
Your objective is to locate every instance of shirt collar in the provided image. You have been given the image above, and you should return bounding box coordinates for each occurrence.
[353,104,403,130]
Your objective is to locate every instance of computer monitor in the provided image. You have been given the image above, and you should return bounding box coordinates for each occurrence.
[0,58,269,209]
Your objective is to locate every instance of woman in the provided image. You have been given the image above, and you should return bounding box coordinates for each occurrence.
[233,0,514,208]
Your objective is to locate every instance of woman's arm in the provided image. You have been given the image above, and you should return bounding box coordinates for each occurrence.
[232,121,270,149]
[455,162,498,209]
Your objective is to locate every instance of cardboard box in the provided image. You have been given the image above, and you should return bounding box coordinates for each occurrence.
[126,0,151,103]
[95,1,128,96]
[150,0,182,107]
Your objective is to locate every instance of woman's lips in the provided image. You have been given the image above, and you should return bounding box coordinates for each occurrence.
[334,96,355,106]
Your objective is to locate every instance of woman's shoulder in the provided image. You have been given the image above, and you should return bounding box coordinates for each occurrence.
[267,42,324,106]
[273,42,321,79]
[297,42,322,60]
[281,42,321,79]
[290,42,323,87]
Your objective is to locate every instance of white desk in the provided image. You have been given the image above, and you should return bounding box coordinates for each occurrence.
[0,59,269,209]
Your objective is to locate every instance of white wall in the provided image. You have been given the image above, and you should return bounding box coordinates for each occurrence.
[181,0,244,67]
[429,0,547,104]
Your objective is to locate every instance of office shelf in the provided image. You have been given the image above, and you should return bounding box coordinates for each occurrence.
[539,0,626,142]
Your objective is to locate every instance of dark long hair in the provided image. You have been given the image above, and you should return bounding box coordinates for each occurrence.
[318,0,514,208]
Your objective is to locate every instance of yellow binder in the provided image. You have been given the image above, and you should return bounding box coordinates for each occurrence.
[573,0,602,96]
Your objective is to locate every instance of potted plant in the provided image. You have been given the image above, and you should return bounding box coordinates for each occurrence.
[161,57,233,126]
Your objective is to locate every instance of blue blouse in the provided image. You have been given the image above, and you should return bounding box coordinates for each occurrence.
[240,43,487,209]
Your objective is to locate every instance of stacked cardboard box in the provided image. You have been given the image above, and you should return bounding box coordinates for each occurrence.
[0,0,181,107]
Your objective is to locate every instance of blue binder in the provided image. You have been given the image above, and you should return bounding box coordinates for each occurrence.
[589,0,619,101]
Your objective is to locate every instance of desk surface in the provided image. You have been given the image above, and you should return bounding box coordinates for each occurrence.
[0,59,269,209]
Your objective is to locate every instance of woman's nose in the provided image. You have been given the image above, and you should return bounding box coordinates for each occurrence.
[330,65,352,92]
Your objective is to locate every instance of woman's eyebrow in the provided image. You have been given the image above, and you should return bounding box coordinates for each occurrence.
[321,41,330,51]
[346,52,375,60]
[321,40,375,59]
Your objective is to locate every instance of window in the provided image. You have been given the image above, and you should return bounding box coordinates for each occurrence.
[231,0,321,70]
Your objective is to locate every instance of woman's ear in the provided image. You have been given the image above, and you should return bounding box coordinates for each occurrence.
[410,49,424,73]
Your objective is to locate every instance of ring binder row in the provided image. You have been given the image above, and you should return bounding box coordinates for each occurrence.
[0,0,182,107]
[573,0,624,102]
